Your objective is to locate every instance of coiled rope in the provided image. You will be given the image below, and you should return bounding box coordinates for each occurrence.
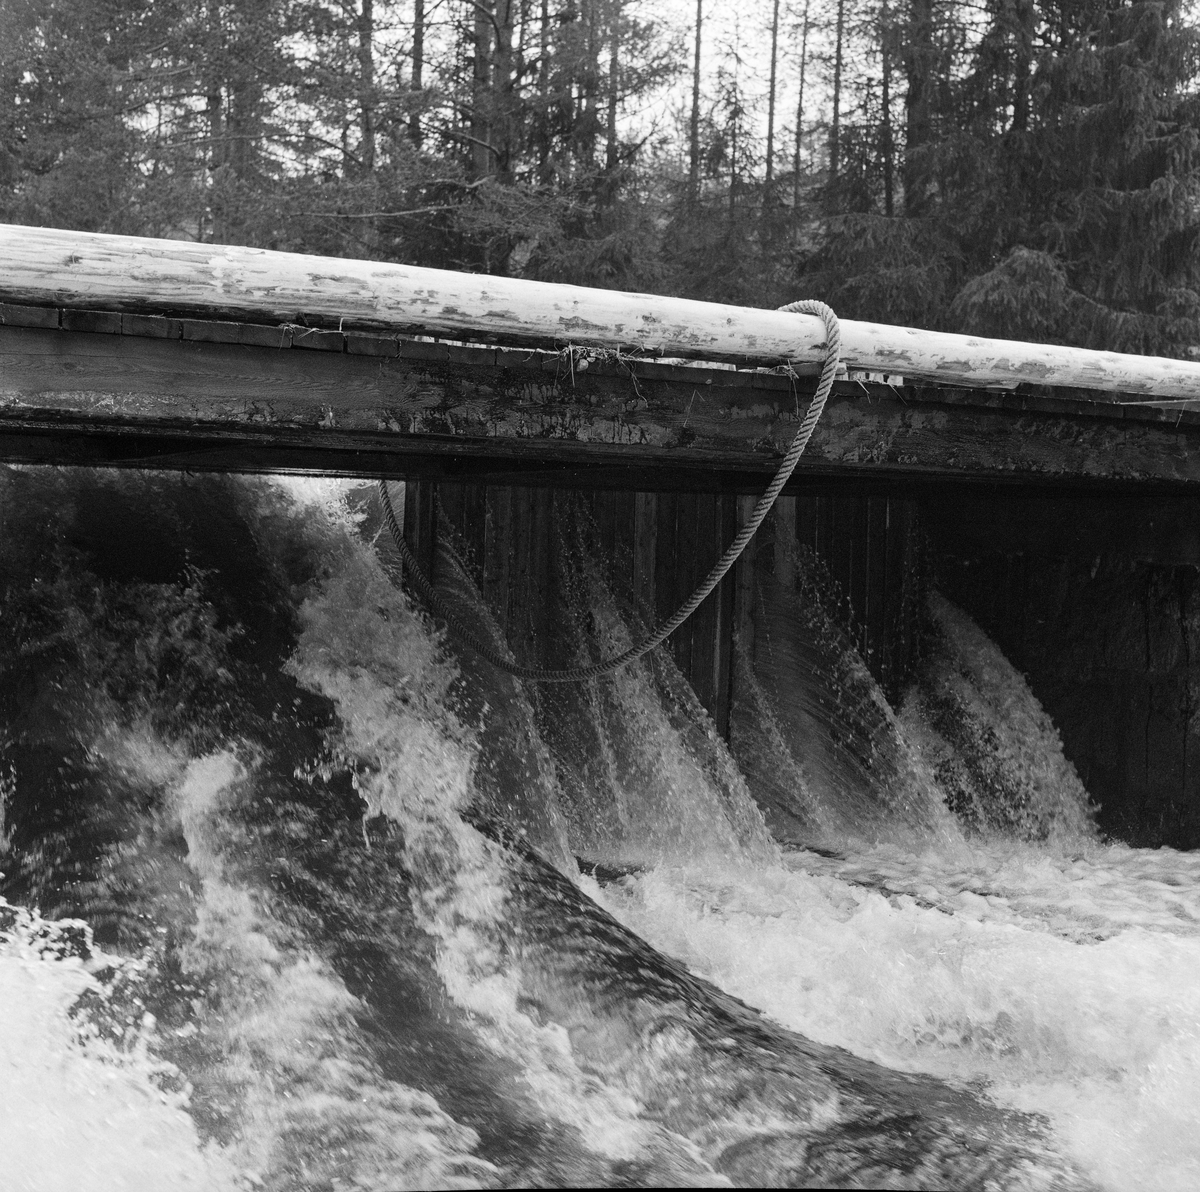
[378,299,841,682]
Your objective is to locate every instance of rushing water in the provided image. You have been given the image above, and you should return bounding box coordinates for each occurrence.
[1,466,1196,1191]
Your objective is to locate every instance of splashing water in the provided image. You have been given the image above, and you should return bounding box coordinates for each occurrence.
[0,466,1194,1189]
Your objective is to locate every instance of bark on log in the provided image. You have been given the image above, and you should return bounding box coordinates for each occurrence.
[4,224,1200,399]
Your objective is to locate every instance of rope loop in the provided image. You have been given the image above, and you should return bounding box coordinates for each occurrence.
[378,300,841,682]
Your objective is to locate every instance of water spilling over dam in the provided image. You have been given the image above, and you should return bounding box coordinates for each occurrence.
[0,466,1196,1190]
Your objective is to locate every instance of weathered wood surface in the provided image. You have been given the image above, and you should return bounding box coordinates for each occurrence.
[6,223,1200,397]
[927,497,1200,849]
[433,479,741,736]
[5,316,1200,489]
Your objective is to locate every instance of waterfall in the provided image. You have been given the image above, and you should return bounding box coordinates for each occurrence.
[1,468,1196,1191]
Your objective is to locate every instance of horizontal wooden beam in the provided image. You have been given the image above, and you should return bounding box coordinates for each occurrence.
[4,318,1200,491]
[4,224,1200,399]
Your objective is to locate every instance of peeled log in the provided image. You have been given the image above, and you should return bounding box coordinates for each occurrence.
[3,223,1200,399]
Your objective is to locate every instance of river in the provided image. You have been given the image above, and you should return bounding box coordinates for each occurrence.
[0,467,1195,1191]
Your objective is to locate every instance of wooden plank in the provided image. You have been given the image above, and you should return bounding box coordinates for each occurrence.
[656,492,679,639]
[672,494,698,683]
[461,482,487,582]
[0,302,58,328]
[61,309,121,334]
[595,489,618,579]
[865,497,889,678]
[531,487,554,667]
[8,224,1200,396]
[437,481,467,558]
[633,492,658,624]
[689,493,718,715]
[714,494,738,737]
[612,489,636,600]
[734,494,758,653]
[773,495,798,583]
[896,499,921,689]
[829,495,857,626]
[484,486,513,639]
[795,494,818,563]
[510,485,535,662]
[817,494,835,563]
[9,323,1200,490]
[403,479,437,585]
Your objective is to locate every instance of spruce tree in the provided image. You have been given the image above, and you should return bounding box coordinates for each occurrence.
[950,0,1200,355]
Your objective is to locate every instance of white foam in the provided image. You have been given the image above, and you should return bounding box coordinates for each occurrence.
[0,901,241,1192]
[901,592,1097,843]
[169,747,497,1191]
[286,524,724,1179]
[591,838,1200,1192]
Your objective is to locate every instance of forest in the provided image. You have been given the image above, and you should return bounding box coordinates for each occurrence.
[2,0,1200,354]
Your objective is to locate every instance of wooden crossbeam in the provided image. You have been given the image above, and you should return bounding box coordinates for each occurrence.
[5,223,1200,398]
[3,308,1200,490]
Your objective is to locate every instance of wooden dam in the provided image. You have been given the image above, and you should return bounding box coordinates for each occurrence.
[3,224,1200,849]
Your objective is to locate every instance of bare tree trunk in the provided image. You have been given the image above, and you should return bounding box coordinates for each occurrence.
[536,0,551,181]
[517,0,529,80]
[1012,0,1033,132]
[204,0,226,243]
[765,0,780,186]
[904,0,933,214]
[689,0,702,196]
[357,0,376,172]
[580,0,599,167]
[495,0,516,180]
[830,0,846,181]
[538,0,550,94]
[606,0,621,172]
[793,0,810,208]
[410,0,425,145]
[472,0,494,179]
[881,0,894,215]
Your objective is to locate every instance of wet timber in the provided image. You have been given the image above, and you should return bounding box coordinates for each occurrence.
[4,305,1200,492]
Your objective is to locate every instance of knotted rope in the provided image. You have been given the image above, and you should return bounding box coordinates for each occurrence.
[378,299,841,682]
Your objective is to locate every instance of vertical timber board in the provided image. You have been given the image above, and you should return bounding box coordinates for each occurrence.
[795,492,817,558]
[713,493,739,737]
[734,494,758,656]
[881,498,903,697]
[775,495,798,583]
[613,489,636,599]
[403,479,438,585]
[852,495,871,663]
[829,493,859,648]
[463,482,488,583]
[783,491,924,702]
[633,492,658,626]
[391,478,926,749]
[818,494,835,563]
[438,480,482,587]
[532,486,554,666]
[656,491,680,656]
[865,497,889,682]
[689,493,718,717]
[438,482,465,543]
[889,497,922,697]
[484,485,514,640]
[594,489,617,575]
[510,485,536,662]
[673,492,698,685]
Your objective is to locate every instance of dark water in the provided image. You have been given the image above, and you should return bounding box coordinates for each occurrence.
[1,468,1194,1191]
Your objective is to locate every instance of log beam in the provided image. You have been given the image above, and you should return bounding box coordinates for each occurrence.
[5,224,1200,398]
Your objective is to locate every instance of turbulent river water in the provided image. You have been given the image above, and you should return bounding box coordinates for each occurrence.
[1,466,1197,1192]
